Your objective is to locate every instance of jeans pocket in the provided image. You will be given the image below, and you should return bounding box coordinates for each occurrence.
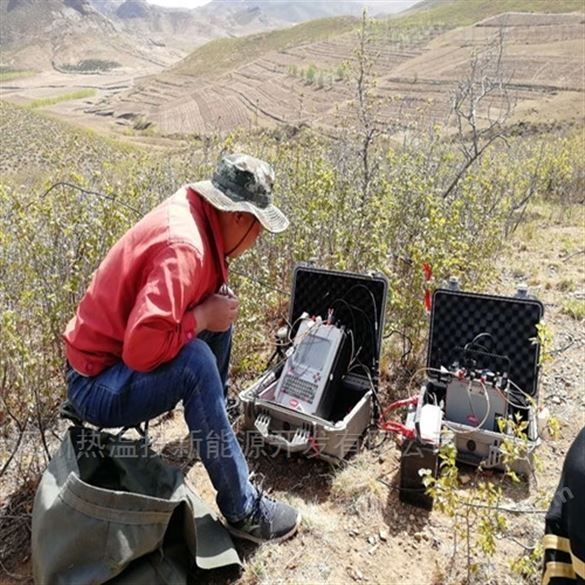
[67,374,92,421]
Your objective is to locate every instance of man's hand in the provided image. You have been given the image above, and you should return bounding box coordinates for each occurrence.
[193,293,239,333]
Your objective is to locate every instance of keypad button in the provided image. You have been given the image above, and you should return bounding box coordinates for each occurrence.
[282,375,318,402]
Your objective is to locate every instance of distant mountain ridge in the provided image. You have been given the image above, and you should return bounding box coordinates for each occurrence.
[0,0,182,70]
[1,0,117,47]
[202,0,417,23]
[1,0,419,71]
[117,0,150,19]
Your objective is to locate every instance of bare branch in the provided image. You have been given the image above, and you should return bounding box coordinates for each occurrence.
[442,27,514,198]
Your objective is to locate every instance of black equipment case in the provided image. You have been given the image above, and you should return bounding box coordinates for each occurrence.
[414,286,544,473]
[400,286,544,508]
[239,264,388,463]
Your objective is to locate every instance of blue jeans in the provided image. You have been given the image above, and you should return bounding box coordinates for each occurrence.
[66,329,257,522]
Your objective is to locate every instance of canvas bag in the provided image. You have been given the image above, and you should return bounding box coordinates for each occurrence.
[32,426,241,584]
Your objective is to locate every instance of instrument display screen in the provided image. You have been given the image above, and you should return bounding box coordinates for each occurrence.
[275,319,346,417]
[293,335,331,370]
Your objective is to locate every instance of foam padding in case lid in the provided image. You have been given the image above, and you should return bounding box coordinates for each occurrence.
[427,290,544,396]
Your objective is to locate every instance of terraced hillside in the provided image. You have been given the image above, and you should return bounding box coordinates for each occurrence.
[80,0,584,138]
[86,17,448,134]
[328,11,585,130]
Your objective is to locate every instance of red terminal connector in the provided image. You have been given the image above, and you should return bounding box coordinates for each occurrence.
[378,395,419,440]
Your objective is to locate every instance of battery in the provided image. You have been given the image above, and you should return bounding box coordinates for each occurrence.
[399,439,439,510]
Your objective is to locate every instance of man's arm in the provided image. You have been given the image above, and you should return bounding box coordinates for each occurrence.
[122,244,204,372]
[122,244,240,372]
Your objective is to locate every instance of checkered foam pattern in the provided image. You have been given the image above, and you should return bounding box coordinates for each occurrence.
[427,290,544,396]
[289,266,388,384]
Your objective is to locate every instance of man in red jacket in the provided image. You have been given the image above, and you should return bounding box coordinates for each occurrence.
[64,153,300,544]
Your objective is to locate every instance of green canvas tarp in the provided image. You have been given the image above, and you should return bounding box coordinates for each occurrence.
[32,426,241,584]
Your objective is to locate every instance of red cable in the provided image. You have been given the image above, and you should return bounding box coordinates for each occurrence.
[377,395,418,440]
[308,435,321,457]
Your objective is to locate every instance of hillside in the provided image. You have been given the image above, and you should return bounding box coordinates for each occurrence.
[80,0,585,138]
[173,16,360,78]
[396,0,585,26]
[0,0,115,48]
[0,0,182,71]
[87,0,285,52]
[0,100,136,177]
[0,97,583,584]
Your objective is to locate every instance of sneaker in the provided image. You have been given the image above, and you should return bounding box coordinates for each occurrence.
[226,492,301,544]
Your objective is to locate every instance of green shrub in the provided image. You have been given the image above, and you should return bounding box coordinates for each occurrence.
[0,100,583,476]
[305,64,317,84]
[61,60,120,73]
[561,299,585,320]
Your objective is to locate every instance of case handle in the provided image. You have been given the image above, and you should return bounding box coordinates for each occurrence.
[254,414,312,453]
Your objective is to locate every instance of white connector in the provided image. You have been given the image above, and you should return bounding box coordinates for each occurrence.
[418,403,443,445]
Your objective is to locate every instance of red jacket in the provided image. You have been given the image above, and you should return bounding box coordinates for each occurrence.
[63,187,228,375]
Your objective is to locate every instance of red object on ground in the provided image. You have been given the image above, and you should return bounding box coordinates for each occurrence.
[422,262,433,313]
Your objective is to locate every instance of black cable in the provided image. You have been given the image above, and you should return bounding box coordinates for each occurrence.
[329,297,358,335]
[344,284,381,365]
[370,379,385,421]
[464,332,494,353]
[328,298,361,363]
[383,329,413,365]
[344,284,379,333]
[349,361,383,423]
[329,298,377,367]
[26,181,142,215]
[364,424,389,450]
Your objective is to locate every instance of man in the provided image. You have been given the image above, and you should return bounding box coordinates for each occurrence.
[63,153,300,544]
[542,427,585,584]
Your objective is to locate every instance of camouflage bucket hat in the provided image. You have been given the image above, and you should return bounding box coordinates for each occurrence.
[191,153,289,234]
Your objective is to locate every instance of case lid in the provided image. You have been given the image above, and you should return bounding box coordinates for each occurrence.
[288,264,388,387]
[427,289,544,397]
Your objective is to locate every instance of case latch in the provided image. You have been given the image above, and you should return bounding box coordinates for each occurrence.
[486,444,502,468]
[255,413,271,436]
